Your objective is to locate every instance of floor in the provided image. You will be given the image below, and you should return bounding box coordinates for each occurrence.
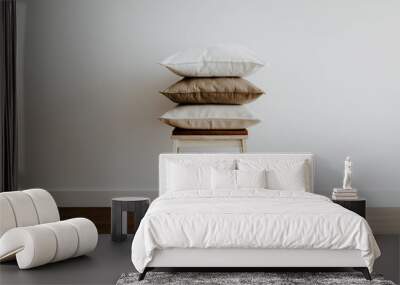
[0,235,134,285]
[1,235,399,285]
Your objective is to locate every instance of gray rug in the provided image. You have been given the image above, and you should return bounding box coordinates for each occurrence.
[116,272,396,285]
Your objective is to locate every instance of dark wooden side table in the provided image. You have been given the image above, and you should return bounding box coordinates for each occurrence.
[332,198,366,218]
[111,197,150,242]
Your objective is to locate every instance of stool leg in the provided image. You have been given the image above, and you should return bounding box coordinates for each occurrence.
[173,140,179,153]
[122,211,127,236]
[240,139,247,153]
[112,202,125,242]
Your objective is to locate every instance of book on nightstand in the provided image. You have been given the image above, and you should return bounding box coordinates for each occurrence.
[332,188,359,200]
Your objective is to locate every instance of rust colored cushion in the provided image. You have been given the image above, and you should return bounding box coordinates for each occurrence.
[160,77,264,105]
[172,128,248,136]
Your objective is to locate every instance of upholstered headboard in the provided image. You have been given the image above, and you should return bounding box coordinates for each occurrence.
[159,153,314,195]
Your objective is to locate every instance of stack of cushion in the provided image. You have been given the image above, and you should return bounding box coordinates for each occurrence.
[159,44,265,130]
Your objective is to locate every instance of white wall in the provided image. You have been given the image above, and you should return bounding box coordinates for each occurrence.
[18,0,400,207]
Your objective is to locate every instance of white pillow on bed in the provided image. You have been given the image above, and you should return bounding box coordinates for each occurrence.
[211,169,267,190]
[267,164,307,191]
[237,159,309,191]
[167,163,211,191]
[211,169,236,190]
[237,169,268,189]
[166,160,236,192]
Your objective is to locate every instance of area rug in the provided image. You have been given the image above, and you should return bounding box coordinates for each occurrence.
[116,272,396,285]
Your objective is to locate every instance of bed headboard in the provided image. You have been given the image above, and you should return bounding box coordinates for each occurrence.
[159,153,315,196]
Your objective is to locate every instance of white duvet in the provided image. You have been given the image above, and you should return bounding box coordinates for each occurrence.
[131,190,380,273]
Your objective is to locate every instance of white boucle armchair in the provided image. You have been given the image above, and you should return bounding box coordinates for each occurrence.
[0,189,98,269]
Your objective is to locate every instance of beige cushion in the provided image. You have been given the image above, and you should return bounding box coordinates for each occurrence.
[160,105,260,129]
[161,77,264,105]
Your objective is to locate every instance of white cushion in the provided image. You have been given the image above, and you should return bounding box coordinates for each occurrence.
[238,159,308,191]
[161,44,264,77]
[23,189,60,224]
[211,169,268,190]
[65,218,98,257]
[42,222,79,262]
[1,192,39,227]
[237,170,268,189]
[0,226,57,269]
[166,159,236,192]
[0,196,17,237]
[0,189,98,269]
[0,218,97,269]
[0,189,59,237]
[167,163,212,191]
[211,169,237,190]
[160,105,260,130]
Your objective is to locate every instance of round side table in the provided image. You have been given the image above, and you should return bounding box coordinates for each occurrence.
[111,197,150,242]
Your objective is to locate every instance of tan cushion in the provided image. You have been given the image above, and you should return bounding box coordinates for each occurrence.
[160,105,260,130]
[161,77,264,105]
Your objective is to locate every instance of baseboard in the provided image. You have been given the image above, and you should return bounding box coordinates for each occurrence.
[54,190,154,234]
[51,190,158,207]
[367,208,400,235]
[59,206,138,234]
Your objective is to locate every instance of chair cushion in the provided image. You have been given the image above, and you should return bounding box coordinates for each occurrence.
[0,189,60,239]
[0,192,39,227]
[65,218,98,257]
[42,221,79,262]
[0,218,98,269]
[23,189,60,224]
[0,226,57,268]
[0,196,17,237]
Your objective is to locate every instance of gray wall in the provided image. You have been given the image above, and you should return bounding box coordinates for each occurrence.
[18,0,400,207]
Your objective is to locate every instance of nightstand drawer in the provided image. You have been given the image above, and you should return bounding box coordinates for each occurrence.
[332,199,366,218]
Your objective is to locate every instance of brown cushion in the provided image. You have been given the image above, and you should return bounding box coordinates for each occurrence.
[160,77,264,105]
[172,128,248,136]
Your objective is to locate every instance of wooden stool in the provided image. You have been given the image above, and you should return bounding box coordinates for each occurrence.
[171,128,248,153]
[111,197,150,242]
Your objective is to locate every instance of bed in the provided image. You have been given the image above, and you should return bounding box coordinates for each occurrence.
[131,153,380,280]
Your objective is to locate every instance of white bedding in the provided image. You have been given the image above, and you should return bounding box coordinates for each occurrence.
[131,190,380,273]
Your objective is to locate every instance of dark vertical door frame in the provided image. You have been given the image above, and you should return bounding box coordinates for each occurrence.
[1,0,17,192]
